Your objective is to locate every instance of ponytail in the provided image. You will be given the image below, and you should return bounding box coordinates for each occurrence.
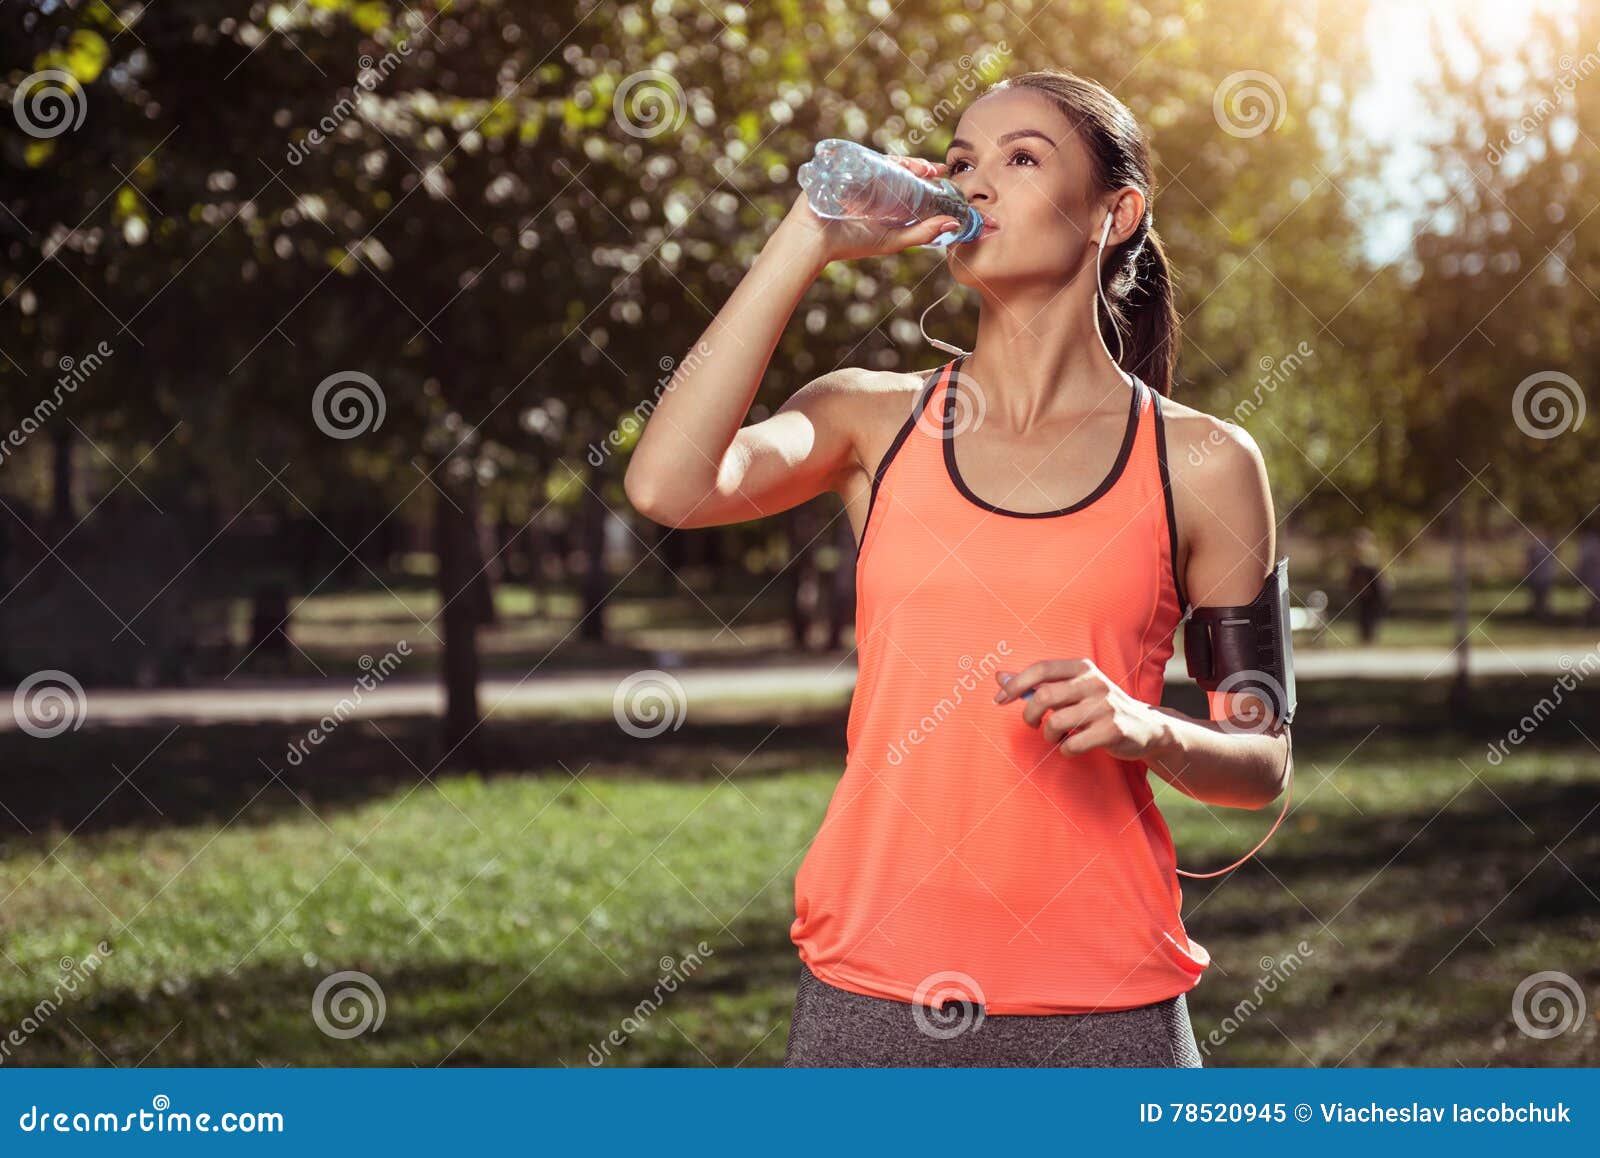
[1120,227,1178,397]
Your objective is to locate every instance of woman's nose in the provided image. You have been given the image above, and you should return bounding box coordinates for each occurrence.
[956,169,995,203]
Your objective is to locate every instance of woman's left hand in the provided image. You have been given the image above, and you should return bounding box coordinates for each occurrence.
[992,660,1169,761]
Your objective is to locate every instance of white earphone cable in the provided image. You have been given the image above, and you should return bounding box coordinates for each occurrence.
[1096,209,1124,368]
[918,284,969,357]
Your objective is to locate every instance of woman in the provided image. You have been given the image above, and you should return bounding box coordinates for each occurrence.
[624,69,1292,1066]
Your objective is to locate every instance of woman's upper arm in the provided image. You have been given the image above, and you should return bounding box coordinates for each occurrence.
[1172,415,1277,607]
[1169,416,1279,723]
[665,368,867,530]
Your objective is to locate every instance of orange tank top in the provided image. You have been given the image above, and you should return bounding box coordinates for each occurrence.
[789,353,1211,1015]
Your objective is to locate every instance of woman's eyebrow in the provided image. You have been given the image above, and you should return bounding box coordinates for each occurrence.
[947,129,1057,151]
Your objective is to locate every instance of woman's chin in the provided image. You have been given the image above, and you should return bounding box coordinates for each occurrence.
[948,237,1000,264]
[947,245,1003,284]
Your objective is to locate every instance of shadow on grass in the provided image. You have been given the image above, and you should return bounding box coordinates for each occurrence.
[11,776,1598,1070]
[1,915,804,1068]
[0,705,851,845]
[1178,770,1600,1066]
[3,769,1596,1067]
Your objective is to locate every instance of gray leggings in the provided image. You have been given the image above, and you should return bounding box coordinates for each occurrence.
[782,961,1204,1067]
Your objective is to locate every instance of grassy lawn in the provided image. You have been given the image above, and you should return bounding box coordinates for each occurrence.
[0,676,1597,1067]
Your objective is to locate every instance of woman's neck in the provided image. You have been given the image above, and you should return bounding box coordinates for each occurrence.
[959,281,1132,429]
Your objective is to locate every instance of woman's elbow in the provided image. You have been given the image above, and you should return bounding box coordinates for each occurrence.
[623,462,679,527]
[1248,732,1293,809]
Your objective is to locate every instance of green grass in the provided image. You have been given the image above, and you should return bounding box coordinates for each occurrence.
[1,677,1597,1067]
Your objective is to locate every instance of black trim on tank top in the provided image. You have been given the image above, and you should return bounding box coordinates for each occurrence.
[1150,388,1191,616]
[941,353,1144,519]
[857,362,950,552]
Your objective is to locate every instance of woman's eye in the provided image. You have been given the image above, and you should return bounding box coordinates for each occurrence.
[947,152,1036,174]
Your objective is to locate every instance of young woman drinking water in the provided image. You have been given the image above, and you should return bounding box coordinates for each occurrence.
[624,68,1292,1067]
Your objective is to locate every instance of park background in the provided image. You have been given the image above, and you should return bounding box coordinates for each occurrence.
[1,0,1598,1066]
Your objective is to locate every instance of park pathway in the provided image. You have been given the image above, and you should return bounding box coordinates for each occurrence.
[0,644,1589,730]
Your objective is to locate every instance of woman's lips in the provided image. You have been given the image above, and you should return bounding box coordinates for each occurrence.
[977,214,1000,237]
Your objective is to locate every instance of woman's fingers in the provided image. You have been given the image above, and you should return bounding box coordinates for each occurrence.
[911,214,963,247]
[1005,676,1092,728]
[877,214,960,255]
[994,662,1063,702]
[994,659,1098,703]
[887,154,947,178]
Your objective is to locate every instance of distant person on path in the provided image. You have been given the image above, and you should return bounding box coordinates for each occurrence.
[1345,528,1390,644]
[1524,528,1558,622]
[1577,517,1600,627]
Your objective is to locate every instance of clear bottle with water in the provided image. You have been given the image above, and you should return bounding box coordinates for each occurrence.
[797,138,985,249]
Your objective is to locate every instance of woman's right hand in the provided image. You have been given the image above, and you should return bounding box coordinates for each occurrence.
[777,154,965,266]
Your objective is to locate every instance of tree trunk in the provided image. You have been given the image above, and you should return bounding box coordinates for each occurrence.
[435,475,483,768]
[1448,485,1472,717]
[470,503,498,625]
[297,517,320,592]
[522,517,548,618]
[50,426,75,529]
[659,522,686,596]
[826,514,856,651]
[577,473,609,643]
[788,504,822,650]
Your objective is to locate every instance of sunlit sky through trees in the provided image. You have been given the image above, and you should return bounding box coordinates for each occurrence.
[1357,0,1584,263]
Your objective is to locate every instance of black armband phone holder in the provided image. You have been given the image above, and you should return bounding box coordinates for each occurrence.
[1183,554,1296,728]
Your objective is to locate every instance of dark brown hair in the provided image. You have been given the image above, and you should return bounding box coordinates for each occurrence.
[982,69,1179,396]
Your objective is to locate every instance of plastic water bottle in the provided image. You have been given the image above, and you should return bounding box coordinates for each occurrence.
[797,138,985,249]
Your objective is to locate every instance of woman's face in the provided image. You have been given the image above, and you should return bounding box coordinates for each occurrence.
[941,88,1108,290]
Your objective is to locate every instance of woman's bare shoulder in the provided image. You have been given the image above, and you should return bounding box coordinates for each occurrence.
[1157,393,1269,487]
[1158,391,1276,586]
[801,362,944,478]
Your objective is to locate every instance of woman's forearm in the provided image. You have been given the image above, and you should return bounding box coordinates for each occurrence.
[1143,705,1291,810]
[623,224,826,520]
